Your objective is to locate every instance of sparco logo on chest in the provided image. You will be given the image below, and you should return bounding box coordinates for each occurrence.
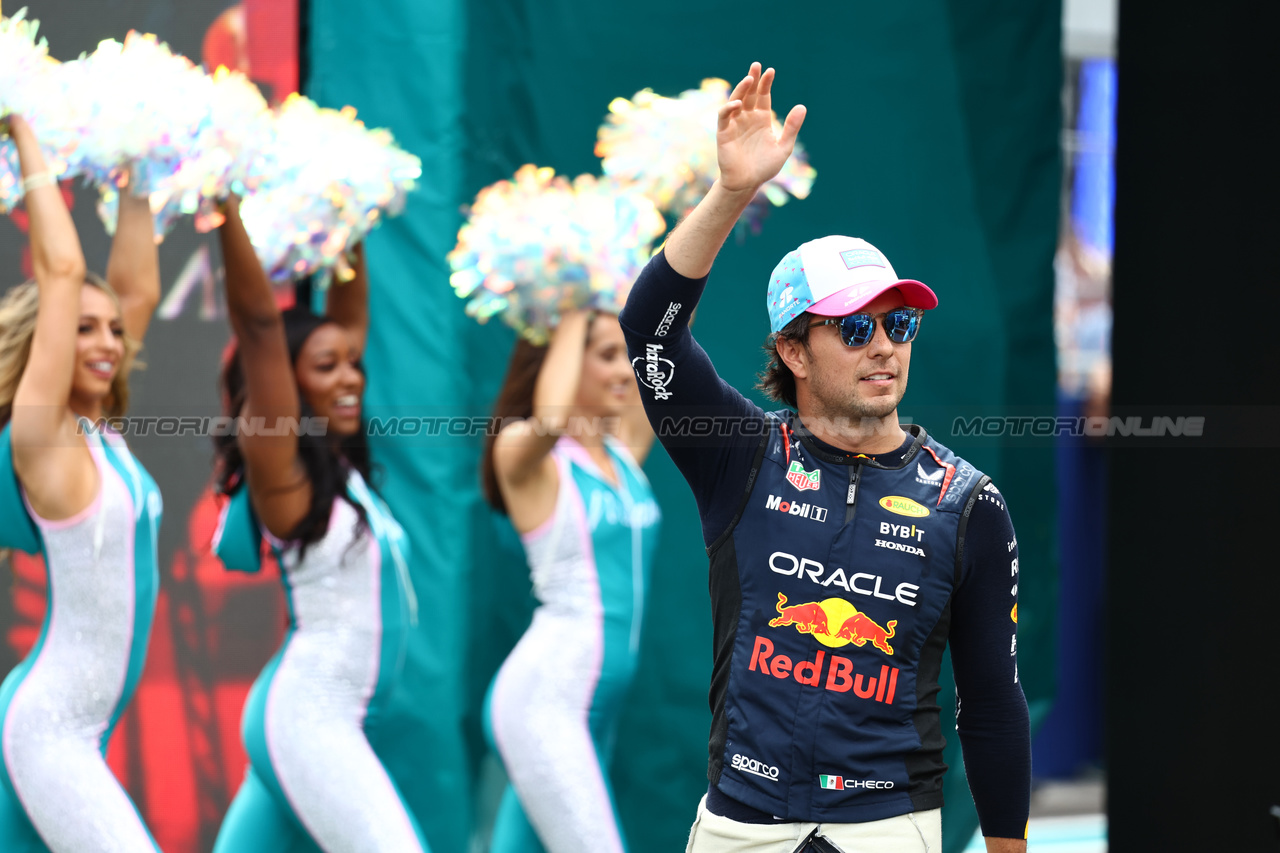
[631,343,675,401]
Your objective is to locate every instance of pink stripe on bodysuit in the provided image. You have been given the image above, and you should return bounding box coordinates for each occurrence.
[560,449,624,852]
[3,439,150,845]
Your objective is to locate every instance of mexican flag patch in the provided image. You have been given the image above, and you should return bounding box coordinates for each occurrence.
[786,460,821,492]
[819,775,844,790]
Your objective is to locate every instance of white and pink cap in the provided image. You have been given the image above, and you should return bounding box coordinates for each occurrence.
[766,235,938,333]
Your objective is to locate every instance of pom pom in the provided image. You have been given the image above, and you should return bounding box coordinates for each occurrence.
[0,8,78,211]
[71,33,210,192]
[187,66,275,230]
[62,32,228,238]
[0,9,49,116]
[238,93,421,284]
[96,63,274,237]
[448,165,667,345]
[595,78,816,226]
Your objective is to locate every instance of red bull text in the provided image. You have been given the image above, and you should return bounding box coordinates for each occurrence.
[748,636,900,704]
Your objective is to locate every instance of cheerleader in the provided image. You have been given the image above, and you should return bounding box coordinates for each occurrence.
[0,115,163,852]
[482,309,661,853]
[210,197,428,853]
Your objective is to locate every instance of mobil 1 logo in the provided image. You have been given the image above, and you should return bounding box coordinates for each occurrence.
[765,494,828,523]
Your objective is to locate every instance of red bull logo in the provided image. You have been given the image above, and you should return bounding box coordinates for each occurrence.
[768,593,896,655]
[833,612,897,655]
[749,636,900,704]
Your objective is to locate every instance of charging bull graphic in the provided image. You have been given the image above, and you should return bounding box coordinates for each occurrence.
[767,592,895,656]
[833,611,896,655]
[768,593,830,635]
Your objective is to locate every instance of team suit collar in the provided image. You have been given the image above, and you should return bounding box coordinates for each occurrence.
[783,412,926,470]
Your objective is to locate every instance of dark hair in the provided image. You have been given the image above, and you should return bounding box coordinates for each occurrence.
[214,307,373,555]
[756,312,813,409]
[481,339,550,514]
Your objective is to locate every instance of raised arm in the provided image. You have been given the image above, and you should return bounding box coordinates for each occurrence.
[106,178,161,344]
[491,310,591,531]
[324,242,368,355]
[7,115,98,518]
[664,62,806,278]
[616,62,805,545]
[217,196,310,538]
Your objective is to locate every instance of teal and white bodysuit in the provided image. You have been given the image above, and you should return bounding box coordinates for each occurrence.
[485,436,660,853]
[211,469,429,853]
[0,422,163,853]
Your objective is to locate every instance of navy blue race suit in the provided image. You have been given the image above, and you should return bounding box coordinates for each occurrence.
[618,250,1030,838]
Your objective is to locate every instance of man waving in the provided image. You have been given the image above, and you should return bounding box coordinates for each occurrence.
[618,63,1029,853]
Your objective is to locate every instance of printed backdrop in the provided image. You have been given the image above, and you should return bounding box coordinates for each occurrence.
[0,2,300,851]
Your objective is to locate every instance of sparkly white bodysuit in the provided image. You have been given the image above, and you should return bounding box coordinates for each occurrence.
[0,423,163,853]
[212,469,428,853]
[485,437,660,853]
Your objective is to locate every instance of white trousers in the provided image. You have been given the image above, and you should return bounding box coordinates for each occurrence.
[686,796,942,853]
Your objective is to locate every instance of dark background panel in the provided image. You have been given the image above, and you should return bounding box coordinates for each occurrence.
[1,0,236,681]
[1109,0,1280,850]
[2,4,297,850]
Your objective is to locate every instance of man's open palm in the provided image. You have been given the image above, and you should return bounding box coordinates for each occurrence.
[717,62,807,194]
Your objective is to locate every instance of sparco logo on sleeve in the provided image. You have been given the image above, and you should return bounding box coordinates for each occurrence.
[632,343,675,400]
[654,302,682,336]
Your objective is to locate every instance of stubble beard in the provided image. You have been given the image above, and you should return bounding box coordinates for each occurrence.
[808,373,905,435]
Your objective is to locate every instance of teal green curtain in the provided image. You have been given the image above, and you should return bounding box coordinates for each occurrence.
[308,1,1059,851]
[308,6,479,853]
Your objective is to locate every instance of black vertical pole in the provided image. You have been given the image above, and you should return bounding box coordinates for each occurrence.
[298,0,311,97]
[1108,1,1280,851]
[296,0,312,314]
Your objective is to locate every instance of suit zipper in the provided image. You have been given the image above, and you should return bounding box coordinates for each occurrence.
[844,463,861,526]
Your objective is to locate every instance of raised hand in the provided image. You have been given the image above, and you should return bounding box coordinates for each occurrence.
[716,62,807,195]
[7,114,82,285]
[662,62,809,278]
[6,114,50,179]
